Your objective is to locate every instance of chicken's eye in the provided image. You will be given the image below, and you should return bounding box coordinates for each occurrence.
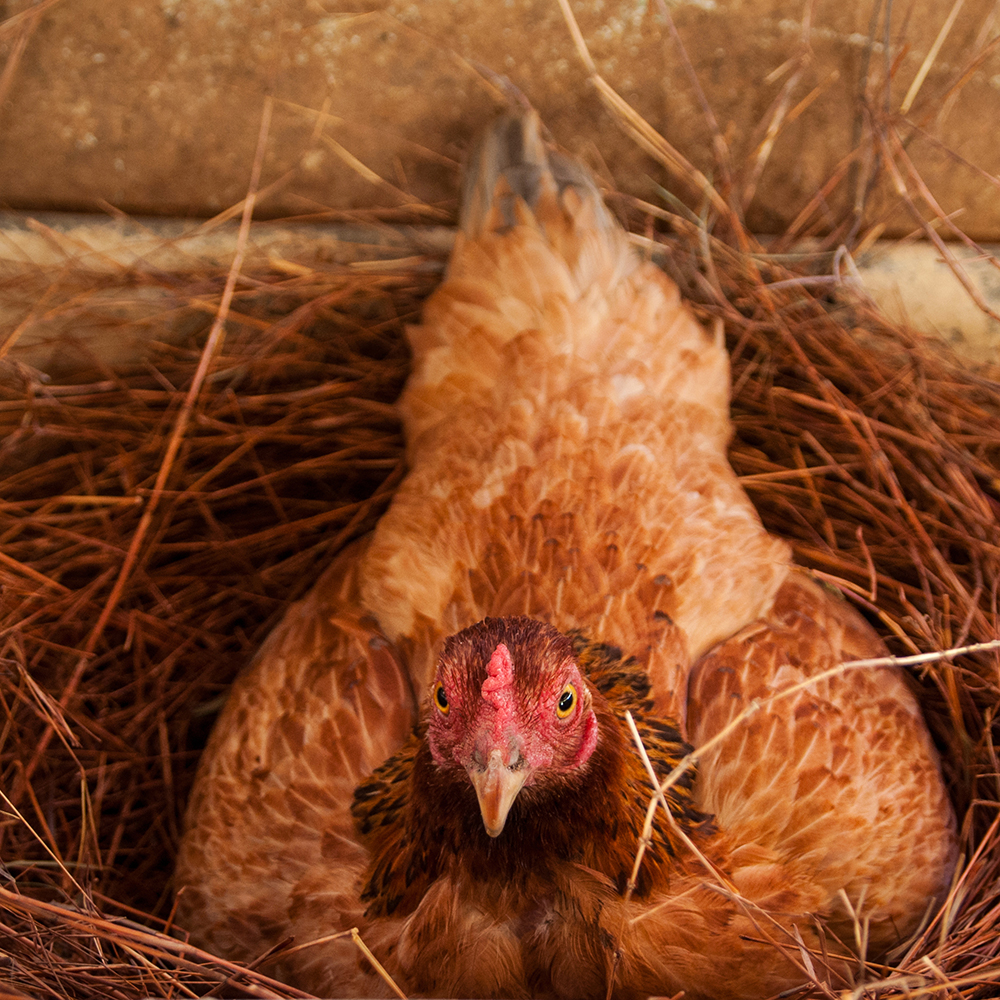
[434,682,450,715]
[556,683,577,719]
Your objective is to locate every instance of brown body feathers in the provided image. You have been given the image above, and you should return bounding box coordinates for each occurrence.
[175,111,957,999]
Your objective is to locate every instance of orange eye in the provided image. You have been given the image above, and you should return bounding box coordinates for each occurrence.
[434,682,450,715]
[556,683,577,719]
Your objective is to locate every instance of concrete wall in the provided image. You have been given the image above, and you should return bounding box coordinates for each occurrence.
[1,0,998,237]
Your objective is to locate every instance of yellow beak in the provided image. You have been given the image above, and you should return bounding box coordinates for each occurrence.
[468,749,529,838]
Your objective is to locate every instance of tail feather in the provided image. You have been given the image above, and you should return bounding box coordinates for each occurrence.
[459,109,616,239]
[455,108,634,300]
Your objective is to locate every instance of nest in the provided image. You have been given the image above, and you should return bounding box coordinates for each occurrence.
[2,7,1000,999]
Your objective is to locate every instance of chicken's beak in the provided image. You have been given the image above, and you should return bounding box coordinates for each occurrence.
[468,749,529,838]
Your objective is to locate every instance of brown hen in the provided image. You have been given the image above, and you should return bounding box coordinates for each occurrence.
[175,110,958,999]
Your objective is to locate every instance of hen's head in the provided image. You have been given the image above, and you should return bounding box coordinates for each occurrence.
[427,616,599,838]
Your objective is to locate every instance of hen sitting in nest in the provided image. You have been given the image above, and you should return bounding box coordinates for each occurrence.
[175,110,958,999]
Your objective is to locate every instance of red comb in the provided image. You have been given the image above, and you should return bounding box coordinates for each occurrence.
[481,642,514,709]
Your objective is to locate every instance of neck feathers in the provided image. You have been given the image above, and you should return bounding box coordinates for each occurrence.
[356,633,712,919]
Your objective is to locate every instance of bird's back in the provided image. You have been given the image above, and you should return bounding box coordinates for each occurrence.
[359,109,791,717]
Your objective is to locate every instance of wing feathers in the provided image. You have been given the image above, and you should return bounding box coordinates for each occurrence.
[687,573,958,952]
[174,539,416,962]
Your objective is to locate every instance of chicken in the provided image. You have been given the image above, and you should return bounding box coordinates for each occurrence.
[175,110,958,999]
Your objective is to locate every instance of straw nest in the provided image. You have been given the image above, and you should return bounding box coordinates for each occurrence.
[2,11,1000,1000]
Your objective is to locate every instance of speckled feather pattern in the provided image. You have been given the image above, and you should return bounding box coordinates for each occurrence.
[175,110,958,999]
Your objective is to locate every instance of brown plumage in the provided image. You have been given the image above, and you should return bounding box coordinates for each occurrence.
[175,110,957,999]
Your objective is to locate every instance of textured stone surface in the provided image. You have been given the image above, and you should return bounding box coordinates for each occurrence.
[858,242,1000,363]
[0,0,998,236]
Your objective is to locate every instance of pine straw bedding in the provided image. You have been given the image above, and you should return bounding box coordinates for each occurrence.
[0,221,997,1000]
[2,100,1000,1000]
